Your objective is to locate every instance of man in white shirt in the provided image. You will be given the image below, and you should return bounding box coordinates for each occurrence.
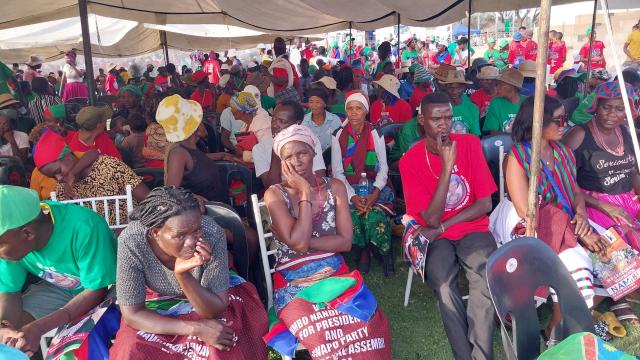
[253,100,325,187]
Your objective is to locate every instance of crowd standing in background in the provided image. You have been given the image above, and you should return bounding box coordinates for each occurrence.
[0,18,639,360]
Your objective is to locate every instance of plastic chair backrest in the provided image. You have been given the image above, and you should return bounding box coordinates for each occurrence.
[134,167,164,190]
[481,134,513,164]
[379,123,402,140]
[0,156,27,186]
[50,185,134,230]
[205,202,250,279]
[251,194,277,309]
[203,122,222,153]
[215,160,253,205]
[486,237,594,360]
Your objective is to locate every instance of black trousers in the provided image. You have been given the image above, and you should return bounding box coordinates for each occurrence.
[425,231,497,360]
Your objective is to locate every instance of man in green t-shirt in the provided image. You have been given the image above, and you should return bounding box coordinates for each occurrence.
[440,69,481,135]
[483,38,501,65]
[0,186,116,355]
[483,68,527,134]
[401,37,419,62]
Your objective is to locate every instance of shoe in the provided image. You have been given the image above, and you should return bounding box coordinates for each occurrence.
[382,254,395,277]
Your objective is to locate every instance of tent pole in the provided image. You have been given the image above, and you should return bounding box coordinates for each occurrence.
[160,30,169,66]
[349,22,353,63]
[585,0,598,85]
[599,0,640,173]
[397,13,401,64]
[467,0,472,68]
[78,0,95,105]
[525,0,553,236]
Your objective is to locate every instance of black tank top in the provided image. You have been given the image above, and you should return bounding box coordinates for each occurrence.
[574,124,636,194]
[180,144,225,202]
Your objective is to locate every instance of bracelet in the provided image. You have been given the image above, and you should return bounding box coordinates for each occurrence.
[439,223,446,233]
[298,200,312,207]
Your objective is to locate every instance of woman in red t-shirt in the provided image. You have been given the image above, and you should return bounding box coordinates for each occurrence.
[189,70,216,113]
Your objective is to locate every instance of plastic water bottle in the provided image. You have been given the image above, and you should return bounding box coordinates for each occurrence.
[357,173,369,205]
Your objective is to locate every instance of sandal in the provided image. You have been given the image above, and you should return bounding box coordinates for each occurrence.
[610,301,640,327]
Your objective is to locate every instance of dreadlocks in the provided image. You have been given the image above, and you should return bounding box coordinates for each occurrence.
[130,186,199,229]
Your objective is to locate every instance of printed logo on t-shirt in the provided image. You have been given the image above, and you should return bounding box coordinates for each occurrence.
[38,265,81,290]
[451,119,469,134]
[445,173,470,211]
[503,115,516,133]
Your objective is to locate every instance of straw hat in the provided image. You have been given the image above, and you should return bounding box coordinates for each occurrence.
[439,70,473,85]
[76,106,113,130]
[105,63,118,72]
[373,74,401,98]
[26,55,43,67]
[432,64,457,82]
[156,94,203,143]
[0,94,20,109]
[476,66,500,80]
[313,76,337,90]
[518,60,537,78]
[497,68,525,90]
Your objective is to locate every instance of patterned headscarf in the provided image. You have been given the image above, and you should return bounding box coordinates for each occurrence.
[273,124,318,158]
[588,81,637,113]
[230,92,258,116]
[413,64,433,84]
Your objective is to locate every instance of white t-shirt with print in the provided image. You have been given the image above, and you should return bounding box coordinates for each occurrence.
[0,131,29,156]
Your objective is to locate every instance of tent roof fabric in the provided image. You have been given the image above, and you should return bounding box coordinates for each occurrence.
[0,23,318,63]
[1,0,583,33]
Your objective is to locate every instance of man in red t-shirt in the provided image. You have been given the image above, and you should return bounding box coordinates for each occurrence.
[523,29,538,61]
[399,91,497,360]
[508,33,527,66]
[548,31,567,75]
[202,51,221,85]
[268,37,300,97]
[579,28,606,70]
[68,106,122,159]
[370,74,413,125]
[469,65,498,119]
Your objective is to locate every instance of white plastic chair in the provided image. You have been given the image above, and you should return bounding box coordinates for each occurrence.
[50,185,134,230]
[251,194,305,360]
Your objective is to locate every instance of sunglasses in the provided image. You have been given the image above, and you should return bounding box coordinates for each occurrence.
[550,113,568,127]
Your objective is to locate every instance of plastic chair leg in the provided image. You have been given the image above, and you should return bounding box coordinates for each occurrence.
[404,269,414,307]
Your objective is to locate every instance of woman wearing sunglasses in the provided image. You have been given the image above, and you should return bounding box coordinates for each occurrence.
[504,94,609,341]
[563,81,640,325]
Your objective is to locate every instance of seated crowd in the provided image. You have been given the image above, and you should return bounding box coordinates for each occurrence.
[0,30,640,360]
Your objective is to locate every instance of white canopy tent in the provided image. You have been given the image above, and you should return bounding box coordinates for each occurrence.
[2,0,595,34]
[0,15,323,63]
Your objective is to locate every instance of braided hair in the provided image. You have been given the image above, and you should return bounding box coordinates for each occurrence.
[130,186,199,229]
